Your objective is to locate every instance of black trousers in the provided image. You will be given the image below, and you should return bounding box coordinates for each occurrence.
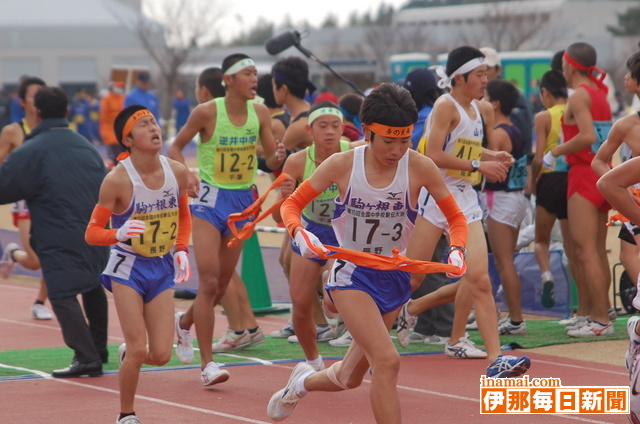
[49,284,109,364]
[412,235,455,338]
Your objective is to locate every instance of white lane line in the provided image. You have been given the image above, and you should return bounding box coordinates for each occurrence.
[0,362,272,423]
[0,317,125,342]
[0,362,625,423]
[533,358,629,376]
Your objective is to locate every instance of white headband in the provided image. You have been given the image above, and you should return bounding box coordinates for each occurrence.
[224,58,256,76]
[308,107,343,125]
[436,57,486,89]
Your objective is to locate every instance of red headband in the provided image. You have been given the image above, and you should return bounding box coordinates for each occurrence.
[563,51,608,94]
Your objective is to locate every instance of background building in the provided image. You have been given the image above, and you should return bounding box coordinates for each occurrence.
[0,0,151,95]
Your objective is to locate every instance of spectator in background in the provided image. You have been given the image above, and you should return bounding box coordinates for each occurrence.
[173,89,191,134]
[87,91,101,144]
[338,93,364,141]
[0,87,109,377]
[10,75,27,123]
[100,81,126,166]
[124,71,161,128]
[480,47,534,155]
[0,89,11,129]
[70,90,91,140]
[256,73,290,174]
[272,56,315,151]
[403,67,441,150]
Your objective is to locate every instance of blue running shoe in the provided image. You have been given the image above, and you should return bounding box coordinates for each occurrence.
[486,355,531,378]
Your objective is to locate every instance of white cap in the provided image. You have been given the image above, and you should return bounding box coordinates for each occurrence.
[480,47,501,68]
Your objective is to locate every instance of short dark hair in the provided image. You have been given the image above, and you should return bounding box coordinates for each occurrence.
[627,51,640,83]
[360,83,417,138]
[539,70,568,99]
[198,67,225,99]
[257,74,280,108]
[446,46,485,86]
[308,100,341,126]
[566,42,597,74]
[486,80,519,116]
[18,76,46,101]
[221,53,250,74]
[550,50,564,72]
[338,93,364,119]
[114,105,148,148]
[272,56,309,99]
[34,87,68,119]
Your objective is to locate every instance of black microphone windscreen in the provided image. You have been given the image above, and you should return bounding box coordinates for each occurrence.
[265,31,300,55]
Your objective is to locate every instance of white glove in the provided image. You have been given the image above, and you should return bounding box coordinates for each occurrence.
[294,228,329,259]
[542,151,557,170]
[173,250,191,283]
[446,248,467,278]
[116,220,146,242]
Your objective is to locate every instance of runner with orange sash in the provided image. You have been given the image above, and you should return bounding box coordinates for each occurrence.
[267,83,467,424]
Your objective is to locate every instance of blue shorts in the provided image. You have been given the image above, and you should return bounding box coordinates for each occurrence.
[190,181,254,237]
[325,260,411,315]
[290,218,338,266]
[101,246,175,303]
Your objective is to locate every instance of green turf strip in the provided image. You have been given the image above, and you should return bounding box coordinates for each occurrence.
[0,317,632,378]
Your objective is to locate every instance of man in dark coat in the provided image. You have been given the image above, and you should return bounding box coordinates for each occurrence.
[0,87,109,377]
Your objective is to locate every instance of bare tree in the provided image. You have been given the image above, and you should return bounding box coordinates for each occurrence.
[136,0,223,120]
[465,0,560,51]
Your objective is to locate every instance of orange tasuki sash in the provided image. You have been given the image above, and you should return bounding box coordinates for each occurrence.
[227,172,289,247]
[315,245,461,274]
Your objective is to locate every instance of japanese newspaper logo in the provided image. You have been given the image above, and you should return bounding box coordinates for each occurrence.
[480,376,629,414]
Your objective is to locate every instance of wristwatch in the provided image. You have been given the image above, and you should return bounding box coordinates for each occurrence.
[471,159,481,172]
[450,245,467,258]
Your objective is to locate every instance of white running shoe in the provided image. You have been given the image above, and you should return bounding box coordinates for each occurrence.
[174,312,194,364]
[396,300,417,348]
[271,321,295,339]
[626,316,640,374]
[249,327,266,347]
[467,311,475,324]
[118,343,126,366]
[465,319,478,330]
[444,337,488,359]
[288,325,334,343]
[498,319,527,336]
[267,362,314,421]
[212,328,251,353]
[116,415,140,424]
[31,303,53,320]
[564,316,589,332]
[329,330,353,347]
[558,315,584,326]
[567,321,614,337]
[406,331,427,343]
[0,242,18,279]
[424,335,450,345]
[201,361,230,386]
[608,306,618,322]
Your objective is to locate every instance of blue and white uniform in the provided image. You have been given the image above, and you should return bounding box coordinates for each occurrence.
[326,145,417,314]
[101,155,179,302]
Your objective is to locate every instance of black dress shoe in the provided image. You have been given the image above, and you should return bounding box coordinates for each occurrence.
[51,360,103,378]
